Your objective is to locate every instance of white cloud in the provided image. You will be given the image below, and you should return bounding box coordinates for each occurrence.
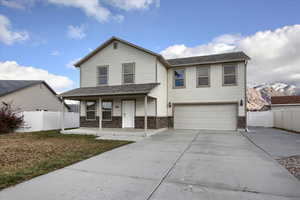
[0,61,73,92]
[1,0,160,23]
[50,50,60,56]
[0,0,25,9]
[107,0,160,10]
[66,57,81,69]
[67,24,86,40]
[0,14,29,45]
[161,34,242,59]
[48,0,116,23]
[161,25,300,87]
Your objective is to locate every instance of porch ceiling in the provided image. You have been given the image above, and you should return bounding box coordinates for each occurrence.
[59,83,159,100]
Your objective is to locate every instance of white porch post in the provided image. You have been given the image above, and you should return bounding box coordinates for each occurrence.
[98,97,102,129]
[61,97,65,131]
[144,95,148,133]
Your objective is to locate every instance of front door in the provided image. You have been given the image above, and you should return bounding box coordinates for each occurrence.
[122,100,135,128]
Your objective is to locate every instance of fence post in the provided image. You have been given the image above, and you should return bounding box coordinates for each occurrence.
[41,110,44,131]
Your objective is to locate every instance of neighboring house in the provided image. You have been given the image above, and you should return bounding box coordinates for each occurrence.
[60,37,249,130]
[271,96,300,110]
[0,80,69,112]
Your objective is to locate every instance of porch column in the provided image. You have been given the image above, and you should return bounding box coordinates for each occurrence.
[144,95,148,133]
[98,97,102,129]
[61,97,65,131]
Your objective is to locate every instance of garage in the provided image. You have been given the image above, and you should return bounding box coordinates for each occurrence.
[174,104,237,130]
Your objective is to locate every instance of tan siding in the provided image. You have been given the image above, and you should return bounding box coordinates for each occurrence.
[80,42,156,87]
[167,62,246,117]
[0,83,67,112]
[149,60,168,116]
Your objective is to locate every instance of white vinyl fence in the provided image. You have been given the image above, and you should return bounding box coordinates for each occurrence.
[248,109,300,132]
[16,111,79,132]
[273,109,300,132]
[247,111,274,127]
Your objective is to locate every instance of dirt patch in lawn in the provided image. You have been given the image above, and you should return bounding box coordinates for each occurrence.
[0,131,132,190]
[277,155,300,181]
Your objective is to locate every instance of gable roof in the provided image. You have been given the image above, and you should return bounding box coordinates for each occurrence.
[0,80,44,97]
[74,36,169,67]
[59,83,159,98]
[167,51,250,66]
[0,80,70,110]
[271,96,300,105]
[74,37,250,68]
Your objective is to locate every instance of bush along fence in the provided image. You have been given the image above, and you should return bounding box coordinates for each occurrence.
[16,111,79,132]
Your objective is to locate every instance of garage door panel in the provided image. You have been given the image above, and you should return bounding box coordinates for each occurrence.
[174,104,237,130]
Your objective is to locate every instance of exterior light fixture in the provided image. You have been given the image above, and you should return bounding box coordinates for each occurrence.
[168,102,172,108]
[240,99,243,106]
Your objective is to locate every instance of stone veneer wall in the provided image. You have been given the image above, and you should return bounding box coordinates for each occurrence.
[237,116,246,129]
[80,116,169,129]
[80,116,245,129]
[168,117,174,128]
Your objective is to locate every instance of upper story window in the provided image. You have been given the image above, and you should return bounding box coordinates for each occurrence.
[197,66,210,87]
[173,69,185,88]
[223,63,237,86]
[86,101,96,120]
[102,101,112,121]
[97,66,108,85]
[122,63,135,84]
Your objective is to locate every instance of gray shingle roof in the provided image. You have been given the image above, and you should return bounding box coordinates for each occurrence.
[167,51,250,66]
[59,83,159,98]
[0,80,43,97]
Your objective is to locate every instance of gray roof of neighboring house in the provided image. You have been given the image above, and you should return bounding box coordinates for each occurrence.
[59,83,159,98]
[166,51,250,66]
[0,80,44,97]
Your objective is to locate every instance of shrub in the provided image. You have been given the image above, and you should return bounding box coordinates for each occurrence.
[0,102,24,134]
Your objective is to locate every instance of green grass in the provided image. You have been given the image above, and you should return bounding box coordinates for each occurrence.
[0,130,132,190]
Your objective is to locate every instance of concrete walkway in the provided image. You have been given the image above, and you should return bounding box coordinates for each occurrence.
[1,129,300,200]
[247,127,300,159]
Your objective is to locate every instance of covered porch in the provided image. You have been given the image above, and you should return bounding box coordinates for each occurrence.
[59,83,169,133]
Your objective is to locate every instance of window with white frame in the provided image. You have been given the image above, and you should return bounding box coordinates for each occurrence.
[97,66,108,85]
[102,101,112,121]
[223,63,237,85]
[197,66,210,87]
[86,101,96,120]
[122,63,135,84]
[173,69,185,88]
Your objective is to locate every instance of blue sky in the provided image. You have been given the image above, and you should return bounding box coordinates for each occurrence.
[1,0,300,92]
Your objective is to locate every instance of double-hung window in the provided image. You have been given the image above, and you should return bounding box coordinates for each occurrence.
[122,63,135,84]
[173,69,185,88]
[98,66,108,85]
[197,66,210,87]
[102,101,112,121]
[86,101,96,120]
[223,63,237,85]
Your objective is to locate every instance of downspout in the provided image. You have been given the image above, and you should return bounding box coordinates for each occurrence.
[244,60,248,131]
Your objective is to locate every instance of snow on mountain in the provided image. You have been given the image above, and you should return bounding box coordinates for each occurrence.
[247,82,298,111]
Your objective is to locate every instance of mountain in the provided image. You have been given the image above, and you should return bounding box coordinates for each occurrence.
[247,82,298,111]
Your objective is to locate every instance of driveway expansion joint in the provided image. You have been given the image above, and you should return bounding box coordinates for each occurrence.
[66,167,158,182]
[145,131,200,200]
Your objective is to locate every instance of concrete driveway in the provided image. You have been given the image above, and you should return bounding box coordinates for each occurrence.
[247,127,300,159]
[1,129,300,200]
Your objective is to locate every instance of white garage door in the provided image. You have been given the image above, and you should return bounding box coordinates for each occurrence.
[174,104,237,130]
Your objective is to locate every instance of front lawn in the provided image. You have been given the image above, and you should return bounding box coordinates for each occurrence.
[0,130,132,190]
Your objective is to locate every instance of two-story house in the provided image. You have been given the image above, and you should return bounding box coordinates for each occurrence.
[60,37,250,131]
